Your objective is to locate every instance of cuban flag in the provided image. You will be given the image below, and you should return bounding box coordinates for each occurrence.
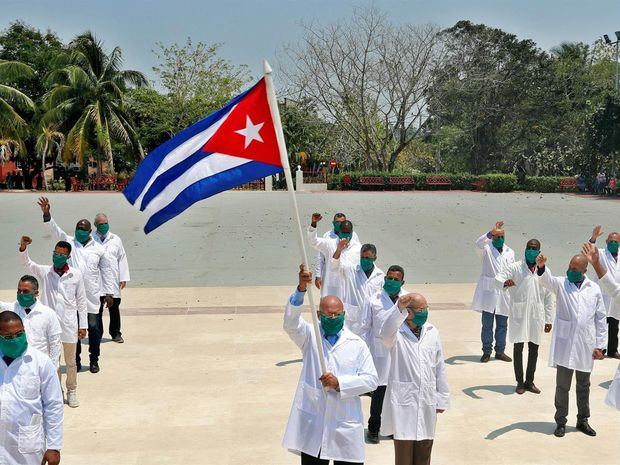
[124,77,284,233]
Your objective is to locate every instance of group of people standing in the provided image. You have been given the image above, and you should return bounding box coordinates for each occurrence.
[473,221,620,438]
[0,197,130,465]
[282,213,450,465]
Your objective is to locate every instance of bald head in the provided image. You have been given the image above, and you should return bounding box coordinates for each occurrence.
[607,232,620,243]
[405,293,428,310]
[319,295,344,317]
[76,219,91,231]
[569,254,588,272]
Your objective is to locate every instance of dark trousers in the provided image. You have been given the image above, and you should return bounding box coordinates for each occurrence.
[554,365,590,426]
[608,317,619,355]
[513,342,539,385]
[301,452,362,465]
[99,296,122,338]
[368,385,387,435]
[76,313,102,366]
[394,439,434,465]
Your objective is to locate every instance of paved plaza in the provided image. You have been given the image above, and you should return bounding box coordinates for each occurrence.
[0,191,619,464]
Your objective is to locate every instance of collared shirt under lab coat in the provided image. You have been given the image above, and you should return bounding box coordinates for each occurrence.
[19,250,88,343]
[45,217,115,314]
[472,233,515,315]
[282,295,378,463]
[366,289,406,386]
[329,256,385,339]
[307,226,361,299]
[589,247,620,320]
[0,346,63,465]
[314,229,360,283]
[494,260,556,345]
[0,300,62,368]
[378,305,450,441]
[93,231,130,298]
[539,268,607,373]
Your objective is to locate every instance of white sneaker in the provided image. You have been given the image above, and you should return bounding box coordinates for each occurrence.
[67,390,80,408]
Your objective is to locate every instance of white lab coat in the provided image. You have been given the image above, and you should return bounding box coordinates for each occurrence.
[472,233,515,316]
[314,229,360,283]
[0,300,62,368]
[329,256,384,338]
[19,250,88,343]
[45,218,115,314]
[494,261,556,345]
[93,231,130,298]
[366,289,406,386]
[378,304,450,440]
[539,268,607,373]
[307,226,361,298]
[282,298,378,463]
[589,247,620,320]
[0,346,63,465]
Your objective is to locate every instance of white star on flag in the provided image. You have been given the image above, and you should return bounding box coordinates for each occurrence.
[235,116,264,149]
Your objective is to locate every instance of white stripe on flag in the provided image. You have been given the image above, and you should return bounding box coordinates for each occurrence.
[143,153,252,216]
[134,105,236,207]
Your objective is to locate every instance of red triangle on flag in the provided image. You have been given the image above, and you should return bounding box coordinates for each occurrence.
[203,78,282,167]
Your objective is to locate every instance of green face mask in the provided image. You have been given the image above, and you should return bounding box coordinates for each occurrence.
[320,313,345,336]
[0,333,28,359]
[492,236,505,249]
[338,231,353,240]
[566,270,584,283]
[360,257,375,271]
[384,278,402,296]
[75,229,91,244]
[411,310,429,327]
[608,241,619,254]
[332,221,342,233]
[97,223,110,236]
[524,249,540,263]
[17,292,35,308]
[52,252,69,269]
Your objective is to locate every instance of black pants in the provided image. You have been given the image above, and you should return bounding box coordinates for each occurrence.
[76,313,102,366]
[513,342,539,385]
[301,452,362,465]
[99,296,122,338]
[554,365,590,426]
[608,317,619,355]
[368,385,387,435]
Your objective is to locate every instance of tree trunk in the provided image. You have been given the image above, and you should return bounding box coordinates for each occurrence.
[41,141,49,190]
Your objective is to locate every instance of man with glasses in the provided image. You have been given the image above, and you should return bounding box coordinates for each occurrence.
[93,213,130,344]
[473,221,515,363]
[19,236,88,408]
[378,292,450,465]
[282,265,378,465]
[0,311,64,465]
[0,275,62,370]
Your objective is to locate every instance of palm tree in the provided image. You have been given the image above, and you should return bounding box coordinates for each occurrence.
[42,32,147,174]
[35,125,65,190]
[0,60,35,152]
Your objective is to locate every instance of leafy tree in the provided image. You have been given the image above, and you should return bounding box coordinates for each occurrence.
[0,59,35,152]
[42,32,147,173]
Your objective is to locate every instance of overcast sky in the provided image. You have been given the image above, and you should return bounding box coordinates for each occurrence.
[2,0,620,85]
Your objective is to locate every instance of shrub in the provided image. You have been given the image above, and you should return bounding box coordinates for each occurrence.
[482,174,517,192]
[522,176,562,193]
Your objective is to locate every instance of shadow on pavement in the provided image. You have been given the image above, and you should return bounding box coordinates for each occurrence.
[485,421,556,439]
[445,354,481,365]
[600,380,612,390]
[276,358,303,367]
[463,384,514,399]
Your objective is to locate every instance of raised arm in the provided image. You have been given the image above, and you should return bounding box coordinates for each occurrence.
[283,265,313,350]
[307,213,333,255]
[536,254,559,294]
[18,236,47,279]
[378,294,416,349]
[38,197,69,242]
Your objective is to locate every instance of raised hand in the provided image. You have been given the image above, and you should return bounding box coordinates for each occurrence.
[397,293,416,310]
[37,196,50,214]
[535,253,547,268]
[590,225,604,242]
[581,242,599,265]
[314,277,322,290]
[311,213,322,227]
[335,238,349,253]
[297,264,312,292]
[19,235,32,252]
[495,221,504,230]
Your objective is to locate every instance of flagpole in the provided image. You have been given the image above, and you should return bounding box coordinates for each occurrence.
[263,60,327,374]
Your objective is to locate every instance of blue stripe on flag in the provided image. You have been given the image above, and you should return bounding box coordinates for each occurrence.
[143,161,283,234]
[123,81,259,205]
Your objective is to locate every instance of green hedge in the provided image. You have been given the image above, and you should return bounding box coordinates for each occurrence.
[481,174,518,192]
[522,176,563,193]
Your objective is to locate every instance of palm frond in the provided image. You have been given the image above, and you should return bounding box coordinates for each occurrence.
[0,84,35,111]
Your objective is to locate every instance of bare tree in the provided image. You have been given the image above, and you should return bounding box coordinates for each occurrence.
[280,7,441,171]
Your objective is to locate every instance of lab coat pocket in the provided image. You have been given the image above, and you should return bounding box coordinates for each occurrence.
[18,415,44,454]
[482,276,498,292]
[421,385,438,406]
[555,319,571,339]
[297,383,322,415]
[19,375,40,400]
[391,380,417,406]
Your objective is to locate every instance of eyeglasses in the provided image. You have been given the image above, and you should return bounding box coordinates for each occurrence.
[0,330,25,340]
[385,277,401,282]
[407,306,429,312]
[318,312,344,319]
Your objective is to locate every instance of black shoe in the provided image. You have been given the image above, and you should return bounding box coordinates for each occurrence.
[76,363,82,372]
[112,335,124,343]
[495,352,512,362]
[480,353,491,363]
[515,384,525,395]
[366,431,380,444]
[554,425,565,437]
[89,363,100,374]
[576,422,596,436]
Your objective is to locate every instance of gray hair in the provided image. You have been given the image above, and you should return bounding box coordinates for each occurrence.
[94,213,108,225]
